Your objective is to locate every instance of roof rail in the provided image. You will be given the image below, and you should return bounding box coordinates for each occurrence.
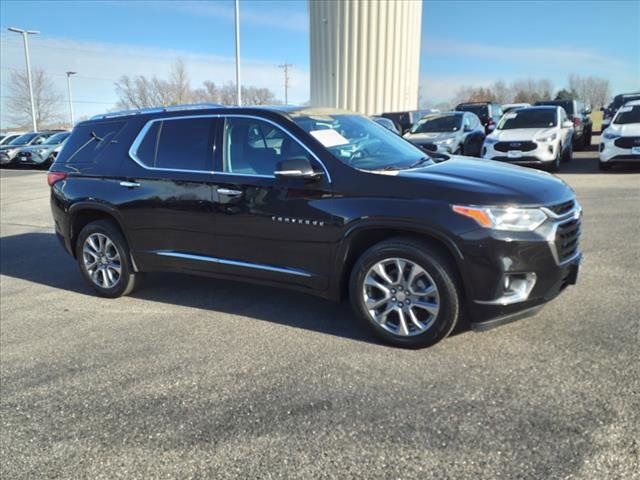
[90,103,224,120]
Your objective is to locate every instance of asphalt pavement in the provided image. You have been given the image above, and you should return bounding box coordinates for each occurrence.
[1,138,639,479]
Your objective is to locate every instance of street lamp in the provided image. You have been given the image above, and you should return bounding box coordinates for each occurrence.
[234,0,241,106]
[7,27,39,132]
[65,71,77,127]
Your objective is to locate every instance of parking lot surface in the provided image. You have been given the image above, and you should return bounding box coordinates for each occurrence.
[1,141,639,479]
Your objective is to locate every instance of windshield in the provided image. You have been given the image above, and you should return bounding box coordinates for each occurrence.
[42,132,69,145]
[613,105,640,124]
[537,100,574,114]
[410,115,461,134]
[497,109,557,130]
[457,104,488,118]
[9,133,38,145]
[292,113,432,171]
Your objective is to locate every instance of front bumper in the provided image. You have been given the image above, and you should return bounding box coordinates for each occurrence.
[599,137,640,162]
[483,140,558,165]
[455,202,582,328]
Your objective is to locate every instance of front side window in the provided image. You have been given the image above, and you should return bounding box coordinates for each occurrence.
[9,133,38,145]
[43,132,69,145]
[410,115,461,134]
[497,109,557,130]
[292,113,431,171]
[222,117,314,176]
[613,105,640,124]
[458,104,488,119]
[135,118,215,171]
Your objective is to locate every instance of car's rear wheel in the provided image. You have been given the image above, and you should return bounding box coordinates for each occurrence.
[548,145,561,172]
[76,220,138,298]
[349,238,460,348]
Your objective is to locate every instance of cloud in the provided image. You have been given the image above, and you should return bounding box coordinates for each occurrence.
[167,0,309,33]
[0,33,310,127]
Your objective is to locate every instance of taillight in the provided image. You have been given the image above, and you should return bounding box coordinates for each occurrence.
[47,171,68,186]
[573,117,581,127]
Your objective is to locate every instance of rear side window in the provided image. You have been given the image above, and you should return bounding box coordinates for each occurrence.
[59,121,125,164]
[133,117,216,171]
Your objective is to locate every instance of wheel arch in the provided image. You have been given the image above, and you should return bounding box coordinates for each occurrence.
[68,203,137,269]
[332,223,465,301]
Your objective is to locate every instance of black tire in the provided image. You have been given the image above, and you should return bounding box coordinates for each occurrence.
[599,161,612,171]
[75,219,139,298]
[349,237,460,348]
[583,129,592,148]
[562,141,573,163]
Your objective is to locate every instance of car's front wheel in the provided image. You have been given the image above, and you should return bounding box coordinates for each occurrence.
[562,141,573,163]
[349,238,460,348]
[75,220,139,298]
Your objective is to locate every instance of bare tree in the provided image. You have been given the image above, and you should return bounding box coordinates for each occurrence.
[511,78,553,104]
[568,74,610,108]
[6,68,63,128]
[114,59,278,109]
[490,80,511,104]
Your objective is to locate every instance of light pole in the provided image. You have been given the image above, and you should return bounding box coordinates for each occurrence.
[234,0,241,106]
[7,27,39,131]
[65,71,77,127]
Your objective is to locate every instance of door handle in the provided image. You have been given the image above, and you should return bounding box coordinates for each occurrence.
[119,181,141,188]
[217,188,243,197]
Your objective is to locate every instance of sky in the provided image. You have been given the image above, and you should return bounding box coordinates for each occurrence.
[0,0,638,128]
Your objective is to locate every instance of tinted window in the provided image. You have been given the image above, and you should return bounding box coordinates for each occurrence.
[536,100,574,115]
[59,121,125,164]
[457,104,489,119]
[135,122,161,168]
[222,117,311,176]
[42,132,69,145]
[497,109,557,129]
[155,118,215,171]
[9,133,39,145]
[613,94,640,109]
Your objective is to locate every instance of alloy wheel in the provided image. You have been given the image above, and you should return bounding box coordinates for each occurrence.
[362,257,440,336]
[82,233,122,288]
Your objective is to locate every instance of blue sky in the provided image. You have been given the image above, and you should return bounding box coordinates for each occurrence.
[1,0,638,126]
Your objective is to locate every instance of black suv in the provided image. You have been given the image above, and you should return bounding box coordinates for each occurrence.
[535,100,593,148]
[455,102,503,134]
[49,105,582,348]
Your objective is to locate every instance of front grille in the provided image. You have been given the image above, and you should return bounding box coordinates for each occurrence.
[614,136,640,148]
[556,218,581,263]
[547,200,575,216]
[492,155,540,163]
[494,141,537,152]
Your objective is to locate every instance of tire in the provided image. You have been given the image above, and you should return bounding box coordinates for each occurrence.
[562,141,573,163]
[599,161,612,171]
[75,219,139,298]
[583,128,592,148]
[349,238,460,348]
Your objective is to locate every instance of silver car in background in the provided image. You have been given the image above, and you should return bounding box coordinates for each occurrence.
[482,106,574,171]
[14,131,70,168]
[403,111,486,157]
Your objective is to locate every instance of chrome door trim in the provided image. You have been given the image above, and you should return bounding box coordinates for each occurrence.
[153,250,313,278]
[128,114,332,182]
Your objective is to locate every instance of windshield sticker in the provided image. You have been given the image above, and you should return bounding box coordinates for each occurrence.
[310,129,349,147]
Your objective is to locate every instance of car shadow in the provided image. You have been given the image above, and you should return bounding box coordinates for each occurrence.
[559,156,640,174]
[0,232,471,345]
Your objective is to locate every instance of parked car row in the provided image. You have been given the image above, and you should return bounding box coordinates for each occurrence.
[601,92,640,132]
[0,130,69,168]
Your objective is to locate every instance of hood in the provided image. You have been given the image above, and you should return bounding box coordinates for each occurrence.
[606,123,640,137]
[489,128,553,142]
[0,144,25,151]
[391,156,573,206]
[20,144,56,153]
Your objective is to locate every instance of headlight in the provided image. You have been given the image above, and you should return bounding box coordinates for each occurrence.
[452,205,548,231]
[536,132,557,143]
[435,137,454,145]
[602,131,619,140]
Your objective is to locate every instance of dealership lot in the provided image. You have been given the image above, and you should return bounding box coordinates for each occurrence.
[1,141,639,479]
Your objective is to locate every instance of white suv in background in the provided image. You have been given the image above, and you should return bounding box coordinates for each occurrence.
[599,100,640,171]
[482,106,574,172]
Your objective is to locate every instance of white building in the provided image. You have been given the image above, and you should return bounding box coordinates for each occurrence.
[309,0,423,115]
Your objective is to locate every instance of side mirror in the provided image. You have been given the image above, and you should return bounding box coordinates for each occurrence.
[275,157,323,180]
[562,120,574,129]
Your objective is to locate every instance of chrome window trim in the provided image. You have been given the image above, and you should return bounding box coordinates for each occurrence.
[153,250,312,278]
[128,113,332,182]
